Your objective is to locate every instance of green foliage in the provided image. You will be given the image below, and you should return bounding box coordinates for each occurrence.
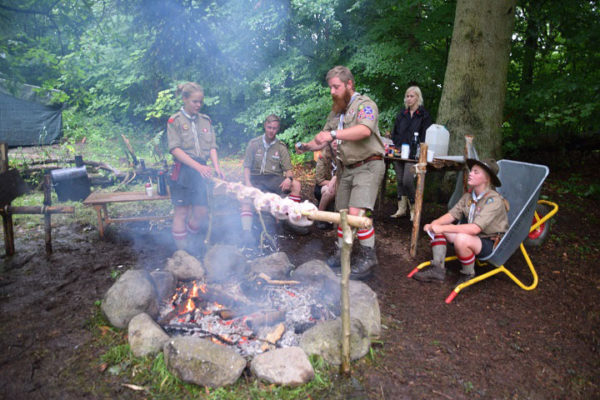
[1,0,596,161]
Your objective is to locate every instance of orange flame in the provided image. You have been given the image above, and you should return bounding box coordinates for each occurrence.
[183,297,195,313]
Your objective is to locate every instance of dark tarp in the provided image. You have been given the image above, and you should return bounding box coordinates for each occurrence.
[0,80,63,148]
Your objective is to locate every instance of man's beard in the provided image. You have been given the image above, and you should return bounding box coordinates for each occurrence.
[331,88,352,114]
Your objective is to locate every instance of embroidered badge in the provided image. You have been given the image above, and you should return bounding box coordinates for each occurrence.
[182,124,189,130]
[168,117,175,124]
[357,105,374,121]
[485,197,494,204]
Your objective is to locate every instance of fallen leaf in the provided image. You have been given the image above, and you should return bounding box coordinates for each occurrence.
[98,326,112,336]
[122,383,147,392]
[98,362,108,373]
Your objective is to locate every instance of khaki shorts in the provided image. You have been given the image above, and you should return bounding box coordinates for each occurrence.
[335,159,385,211]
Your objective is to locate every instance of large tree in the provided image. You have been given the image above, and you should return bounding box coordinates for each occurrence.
[436,0,517,158]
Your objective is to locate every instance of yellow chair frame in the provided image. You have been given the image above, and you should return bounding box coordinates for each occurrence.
[408,200,559,303]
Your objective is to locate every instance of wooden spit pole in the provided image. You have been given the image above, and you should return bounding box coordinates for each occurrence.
[339,209,352,375]
[211,178,373,229]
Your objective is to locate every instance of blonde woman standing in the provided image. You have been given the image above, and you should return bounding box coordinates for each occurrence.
[390,86,432,220]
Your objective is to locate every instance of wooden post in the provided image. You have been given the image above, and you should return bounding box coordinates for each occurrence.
[410,144,428,258]
[1,143,15,256]
[339,209,352,375]
[0,142,7,174]
[43,174,53,255]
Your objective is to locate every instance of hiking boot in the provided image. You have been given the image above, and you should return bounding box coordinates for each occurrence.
[315,220,333,230]
[456,273,475,286]
[413,264,446,282]
[283,220,310,235]
[348,246,377,280]
[326,245,342,270]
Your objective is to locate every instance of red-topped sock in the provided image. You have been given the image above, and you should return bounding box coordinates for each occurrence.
[431,234,447,268]
[458,252,476,275]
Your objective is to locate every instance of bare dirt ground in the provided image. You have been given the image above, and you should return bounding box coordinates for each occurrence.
[1,156,599,399]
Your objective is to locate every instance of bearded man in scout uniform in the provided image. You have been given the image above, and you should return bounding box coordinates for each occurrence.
[240,114,305,244]
[413,158,509,284]
[298,65,386,279]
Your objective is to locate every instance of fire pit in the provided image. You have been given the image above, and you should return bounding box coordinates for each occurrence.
[157,276,337,357]
[101,246,381,387]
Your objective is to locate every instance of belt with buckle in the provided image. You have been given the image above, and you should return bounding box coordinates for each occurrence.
[346,155,383,169]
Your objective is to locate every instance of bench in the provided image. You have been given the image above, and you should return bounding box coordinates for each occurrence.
[83,191,171,238]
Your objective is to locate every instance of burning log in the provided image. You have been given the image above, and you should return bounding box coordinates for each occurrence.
[245,310,286,329]
[257,272,300,286]
[260,322,286,351]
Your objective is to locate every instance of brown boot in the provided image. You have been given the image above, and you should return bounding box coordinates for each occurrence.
[413,263,446,282]
[348,245,377,280]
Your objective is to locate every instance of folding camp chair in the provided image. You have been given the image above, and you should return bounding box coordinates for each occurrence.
[407,160,559,303]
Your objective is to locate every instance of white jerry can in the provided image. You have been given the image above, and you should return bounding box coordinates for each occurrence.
[425,124,450,157]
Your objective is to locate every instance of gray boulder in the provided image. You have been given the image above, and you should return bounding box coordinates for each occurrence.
[150,270,176,301]
[203,245,247,283]
[101,269,159,329]
[163,336,246,387]
[128,313,170,357]
[248,252,294,279]
[349,280,381,339]
[299,318,370,365]
[165,250,205,281]
[291,259,337,283]
[250,347,314,386]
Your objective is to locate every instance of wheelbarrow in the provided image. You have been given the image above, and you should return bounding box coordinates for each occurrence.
[408,160,559,303]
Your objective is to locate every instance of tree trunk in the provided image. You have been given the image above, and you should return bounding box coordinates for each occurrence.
[436,0,517,158]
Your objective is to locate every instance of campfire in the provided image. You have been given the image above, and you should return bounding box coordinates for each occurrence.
[156,273,338,357]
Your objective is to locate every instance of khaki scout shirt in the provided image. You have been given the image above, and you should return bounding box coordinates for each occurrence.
[243,135,292,176]
[167,111,217,161]
[315,144,337,185]
[324,93,385,166]
[449,190,509,236]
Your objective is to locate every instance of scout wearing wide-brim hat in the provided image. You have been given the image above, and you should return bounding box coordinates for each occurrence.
[466,158,502,188]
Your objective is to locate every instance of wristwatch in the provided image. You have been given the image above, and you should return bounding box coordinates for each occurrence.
[330,130,337,140]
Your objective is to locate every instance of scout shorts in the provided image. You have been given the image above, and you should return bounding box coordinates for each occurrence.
[335,159,385,211]
[250,174,287,194]
[169,162,209,206]
[477,237,495,258]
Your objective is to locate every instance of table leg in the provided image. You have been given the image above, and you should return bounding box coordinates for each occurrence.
[410,145,428,258]
[93,205,105,238]
[377,159,391,212]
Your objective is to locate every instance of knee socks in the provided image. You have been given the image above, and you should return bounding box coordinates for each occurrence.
[240,210,253,231]
[431,234,447,269]
[458,252,476,275]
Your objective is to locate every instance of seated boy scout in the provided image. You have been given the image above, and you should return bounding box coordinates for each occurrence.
[413,158,509,284]
[239,114,305,243]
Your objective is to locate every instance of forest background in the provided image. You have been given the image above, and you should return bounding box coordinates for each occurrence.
[0,0,598,162]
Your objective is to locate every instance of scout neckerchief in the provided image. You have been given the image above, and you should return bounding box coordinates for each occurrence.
[181,108,201,157]
[336,92,360,162]
[468,189,489,224]
[260,134,277,174]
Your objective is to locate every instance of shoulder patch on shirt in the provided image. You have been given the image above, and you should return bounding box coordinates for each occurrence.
[168,117,175,124]
[357,105,375,121]
[485,197,494,204]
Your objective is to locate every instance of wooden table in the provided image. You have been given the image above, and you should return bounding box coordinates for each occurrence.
[83,191,171,238]
[379,145,465,257]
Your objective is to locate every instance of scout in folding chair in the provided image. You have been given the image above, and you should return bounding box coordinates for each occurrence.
[408,159,558,303]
